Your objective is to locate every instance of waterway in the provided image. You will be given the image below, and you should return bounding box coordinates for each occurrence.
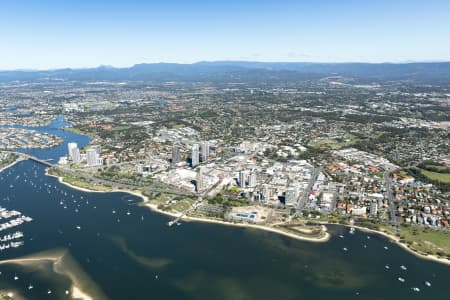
[0,117,448,299]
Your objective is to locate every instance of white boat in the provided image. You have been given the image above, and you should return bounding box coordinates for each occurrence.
[424,281,431,287]
[385,264,390,269]
[400,265,407,271]
[398,277,405,283]
[76,226,81,230]
[342,247,348,252]
[47,289,52,294]
[14,275,19,280]
[339,235,344,238]
[28,284,33,290]
[412,287,420,292]
[384,246,389,250]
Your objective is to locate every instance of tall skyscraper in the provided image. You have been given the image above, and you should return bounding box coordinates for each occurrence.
[196,167,203,192]
[86,149,102,167]
[285,187,298,206]
[201,141,209,162]
[248,171,257,188]
[67,142,77,159]
[73,148,81,164]
[68,142,81,164]
[192,143,199,167]
[91,145,101,155]
[260,184,270,203]
[239,170,249,188]
[172,144,180,164]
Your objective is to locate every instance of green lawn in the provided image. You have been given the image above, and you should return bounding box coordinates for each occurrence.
[418,169,450,183]
[399,226,450,258]
[111,125,132,131]
[171,199,194,212]
[49,169,111,192]
[172,124,185,129]
[308,134,360,150]
[62,174,111,192]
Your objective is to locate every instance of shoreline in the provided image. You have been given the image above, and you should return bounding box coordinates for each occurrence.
[312,220,450,266]
[45,169,450,266]
[141,202,330,243]
[0,250,100,300]
[0,157,24,173]
[350,224,450,266]
[45,170,330,243]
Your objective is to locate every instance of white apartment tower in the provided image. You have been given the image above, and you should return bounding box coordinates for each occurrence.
[201,141,209,162]
[67,142,81,164]
[192,143,200,167]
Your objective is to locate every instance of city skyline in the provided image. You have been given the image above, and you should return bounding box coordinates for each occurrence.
[1,0,450,70]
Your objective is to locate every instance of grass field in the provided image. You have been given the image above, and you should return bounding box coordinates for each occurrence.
[308,134,360,150]
[49,168,112,192]
[172,124,185,129]
[418,169,450,183]
[62,174,112,192]
[111,125,132,131]
[171,198,195,212]
[399,226,450,258]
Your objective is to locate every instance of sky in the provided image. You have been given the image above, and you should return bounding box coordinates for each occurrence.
[1,0,450,70]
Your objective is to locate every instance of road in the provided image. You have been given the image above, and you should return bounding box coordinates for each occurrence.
[384,169,399,235]
[10,151,193,197]
[297,166,321,213]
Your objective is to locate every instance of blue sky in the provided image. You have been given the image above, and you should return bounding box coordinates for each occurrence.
[1,0,450,69]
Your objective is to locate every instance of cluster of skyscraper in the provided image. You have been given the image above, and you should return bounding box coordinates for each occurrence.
[67,142,102,167]
[171,141,210,168]
[239,169,257,188]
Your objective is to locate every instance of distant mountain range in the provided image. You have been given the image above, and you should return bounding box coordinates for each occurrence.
[1,61,450,83]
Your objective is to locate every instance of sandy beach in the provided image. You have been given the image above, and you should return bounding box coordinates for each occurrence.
[144,202,331,243]
[46,170,330,243]
[349,224,450,266]
[0,250,102,300]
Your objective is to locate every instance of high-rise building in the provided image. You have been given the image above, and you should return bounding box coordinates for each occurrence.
[72,148,81,164]
[67,142,77,159]
[370,201,378,216]
[192,143,199,167]
[201,141,209,162]
[248,171,257,188]
[86,149,102,167]
[172,144,180,164]
[260,184,270,203]
[91,145,101,155]
[68,142,81,164]
[196,167,203,192]
[285,187,298,206]
[239,170,249,188]
[135,163,144,174]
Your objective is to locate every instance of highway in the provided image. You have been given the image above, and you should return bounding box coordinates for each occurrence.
[297,166,321,213]
[9,151,193,197]
[384,169,399,235]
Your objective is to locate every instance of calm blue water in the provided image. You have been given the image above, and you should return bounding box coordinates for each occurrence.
[0,118,448,300]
